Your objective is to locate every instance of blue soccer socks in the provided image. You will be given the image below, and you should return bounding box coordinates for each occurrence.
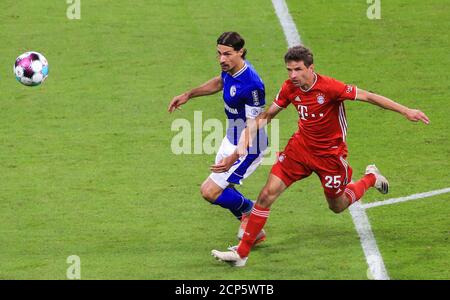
[213,187,254,219]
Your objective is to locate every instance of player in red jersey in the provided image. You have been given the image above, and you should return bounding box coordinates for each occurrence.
[210,45,430,267]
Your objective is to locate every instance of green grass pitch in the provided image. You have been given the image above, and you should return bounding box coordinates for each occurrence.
[0,0,448,279]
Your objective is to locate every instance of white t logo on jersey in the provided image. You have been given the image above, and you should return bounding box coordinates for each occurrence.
[298,104,308,120]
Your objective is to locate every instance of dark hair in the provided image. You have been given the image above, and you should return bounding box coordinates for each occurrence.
[284,45,314,67]
[217,32,247,59]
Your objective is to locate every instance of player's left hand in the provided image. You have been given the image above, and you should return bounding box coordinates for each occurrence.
[405,108,430,124]
[210,152,239,173]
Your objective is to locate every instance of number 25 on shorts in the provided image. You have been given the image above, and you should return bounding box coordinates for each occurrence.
[324,175,341,188]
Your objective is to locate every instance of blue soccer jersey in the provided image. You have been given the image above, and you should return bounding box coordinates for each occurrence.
[221,61,267,153]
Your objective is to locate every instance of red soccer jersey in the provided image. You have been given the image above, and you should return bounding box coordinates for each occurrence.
[274,73,357,155]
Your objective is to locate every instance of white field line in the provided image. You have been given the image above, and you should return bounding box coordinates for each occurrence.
[271,0,389,279]
[271,0,302,47]
[362,187,450,209]
[349,203,390,280]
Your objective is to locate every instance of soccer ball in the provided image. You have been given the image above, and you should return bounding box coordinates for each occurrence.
[14,51,49,86]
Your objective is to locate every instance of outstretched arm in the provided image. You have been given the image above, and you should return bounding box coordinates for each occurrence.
[210,103,284,173]
[168,76,223,113]
[356,88,430,124]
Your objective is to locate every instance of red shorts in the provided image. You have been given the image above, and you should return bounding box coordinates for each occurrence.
[271,136,352,198]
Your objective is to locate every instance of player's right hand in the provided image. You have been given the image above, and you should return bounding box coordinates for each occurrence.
[168,93,190,113]
[210,152,239,173]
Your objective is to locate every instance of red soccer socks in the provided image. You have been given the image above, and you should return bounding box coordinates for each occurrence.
[237,204,270,258]
[345,173,376,205]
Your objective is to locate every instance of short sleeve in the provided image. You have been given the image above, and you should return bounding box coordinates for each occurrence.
[243,87,265,119]
[328,78,357,102]
[273,81,291,109]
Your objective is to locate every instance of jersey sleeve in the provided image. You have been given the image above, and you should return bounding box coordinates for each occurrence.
[328,78,357,102]
[243,86,265,119]
[273,81,291,109]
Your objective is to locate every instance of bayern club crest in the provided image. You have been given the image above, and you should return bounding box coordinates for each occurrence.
[317,94,325,104]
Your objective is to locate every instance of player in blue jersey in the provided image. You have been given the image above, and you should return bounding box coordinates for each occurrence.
[168,32,267,243]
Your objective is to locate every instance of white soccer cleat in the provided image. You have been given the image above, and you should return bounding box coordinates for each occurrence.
[211,248,248,267]
[365,164,389,194]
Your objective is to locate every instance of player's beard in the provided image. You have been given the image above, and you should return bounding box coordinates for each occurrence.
[220,63,230,71]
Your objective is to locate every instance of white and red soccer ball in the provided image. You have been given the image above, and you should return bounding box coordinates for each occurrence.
[14,51,49,86]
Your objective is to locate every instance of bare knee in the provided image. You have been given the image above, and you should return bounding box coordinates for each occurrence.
[200,181,222,203]
[328,204,346,214]
[200,184,215,202]
[327,196,348,214]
